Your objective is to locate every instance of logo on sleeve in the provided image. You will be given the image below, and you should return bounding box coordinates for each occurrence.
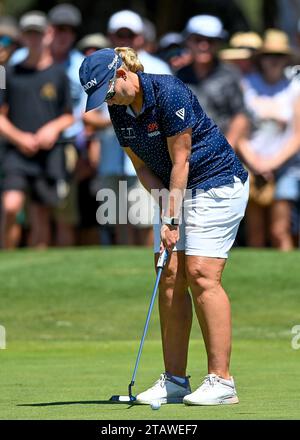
[175,108,185,121]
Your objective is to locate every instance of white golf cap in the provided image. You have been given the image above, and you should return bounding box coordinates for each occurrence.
[19,10,47,33]
[159,32,183,49]
[108,10,144,34]
[185,14,227,39]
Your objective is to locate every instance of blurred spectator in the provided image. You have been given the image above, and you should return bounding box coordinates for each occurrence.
[78,35,135,246]
[157,32,192,72]
[0,11,73,249]
[0,17,20,243]
[220,32,263,76]
[107,10,172,75]
[237,30,300,250]
[77,33,110,56]
[76,34,110,245]
[84,103,127,246]
[277,0,300,47]
[295,18,300,62]
[177,15,249,150]
[106,10,172,246]
[0,16,19,65]
[47,3,86,246]
[184,0,250,35]
[142,18,157,54]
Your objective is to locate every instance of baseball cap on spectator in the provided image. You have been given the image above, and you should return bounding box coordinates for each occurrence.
[159,33,184,50]
[19,11,48,33]
[260,29,292,55]
[184,15,228,39]
[77,33,110,53]
[107,10,144,34]
[48,3,82,28]
[0,16,19,40]
[79,48,123,111]
[143,18,156,43]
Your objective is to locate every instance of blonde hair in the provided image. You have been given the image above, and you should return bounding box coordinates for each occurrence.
[114,47,144,73]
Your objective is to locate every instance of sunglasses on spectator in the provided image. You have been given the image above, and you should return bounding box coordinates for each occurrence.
[0,35,14,48]
[114,29,136,39]
[54,25,75,33]
[189,35,219,44]
[261,53,288,59]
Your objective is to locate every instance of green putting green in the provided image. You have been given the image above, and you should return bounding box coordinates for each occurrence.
[0,247,299,420]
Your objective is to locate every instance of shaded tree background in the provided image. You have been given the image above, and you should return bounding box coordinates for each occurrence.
[0,0,295,38]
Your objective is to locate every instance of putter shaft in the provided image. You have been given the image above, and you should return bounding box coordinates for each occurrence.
[128,249,169,398]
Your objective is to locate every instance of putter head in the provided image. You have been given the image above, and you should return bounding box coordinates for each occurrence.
[109,395,136,403]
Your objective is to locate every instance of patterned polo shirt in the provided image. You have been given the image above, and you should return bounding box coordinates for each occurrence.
[108,72,248,191]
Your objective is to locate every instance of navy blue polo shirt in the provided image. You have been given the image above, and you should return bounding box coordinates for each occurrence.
[108,72,248,191]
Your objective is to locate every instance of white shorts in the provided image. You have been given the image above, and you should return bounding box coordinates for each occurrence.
[154,176,249,259]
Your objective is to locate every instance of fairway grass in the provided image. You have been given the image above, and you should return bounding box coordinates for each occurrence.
[1,339,299,420]
[0,247,300,420]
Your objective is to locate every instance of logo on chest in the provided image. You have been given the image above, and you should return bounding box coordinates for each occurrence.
[40,82,57,100]
[121,127,136,139]
[147,122,161,137]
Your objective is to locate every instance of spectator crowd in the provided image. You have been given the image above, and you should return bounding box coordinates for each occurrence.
[1,3,300,251]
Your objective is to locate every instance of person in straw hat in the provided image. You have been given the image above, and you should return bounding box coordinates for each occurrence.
[220,31,262,75]
[236,29,300,250]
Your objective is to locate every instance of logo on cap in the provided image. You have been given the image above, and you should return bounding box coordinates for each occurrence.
[108,54,120,70]
[83,77,98,91]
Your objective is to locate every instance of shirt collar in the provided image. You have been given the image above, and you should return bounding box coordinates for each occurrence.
[125,71,156,117]
[137,71,156,113]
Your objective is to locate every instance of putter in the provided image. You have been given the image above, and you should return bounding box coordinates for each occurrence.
[110,248,169,403]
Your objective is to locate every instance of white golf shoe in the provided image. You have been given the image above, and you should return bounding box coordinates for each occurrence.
[135,372,191,404]
[183,374,239,406]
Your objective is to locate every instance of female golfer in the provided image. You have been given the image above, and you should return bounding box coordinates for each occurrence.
[79,48,249,406]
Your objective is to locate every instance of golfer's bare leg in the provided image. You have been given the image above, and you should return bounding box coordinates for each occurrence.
[156,250,192,378]
[186,255,231,380]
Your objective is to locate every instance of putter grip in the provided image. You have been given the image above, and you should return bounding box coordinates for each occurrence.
[157,249,169,268]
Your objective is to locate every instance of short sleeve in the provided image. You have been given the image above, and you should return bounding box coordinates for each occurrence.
[0,88,7,108]
[158,79,197,137]
[0,66,9,107]
[225,80,247,115]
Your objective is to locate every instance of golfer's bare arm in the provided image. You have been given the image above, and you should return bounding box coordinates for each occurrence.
[124,128,191,217]
[124,147,165,197]
[166,128,191,218]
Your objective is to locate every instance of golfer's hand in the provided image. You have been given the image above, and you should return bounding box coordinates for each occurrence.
[160,224,179,252]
